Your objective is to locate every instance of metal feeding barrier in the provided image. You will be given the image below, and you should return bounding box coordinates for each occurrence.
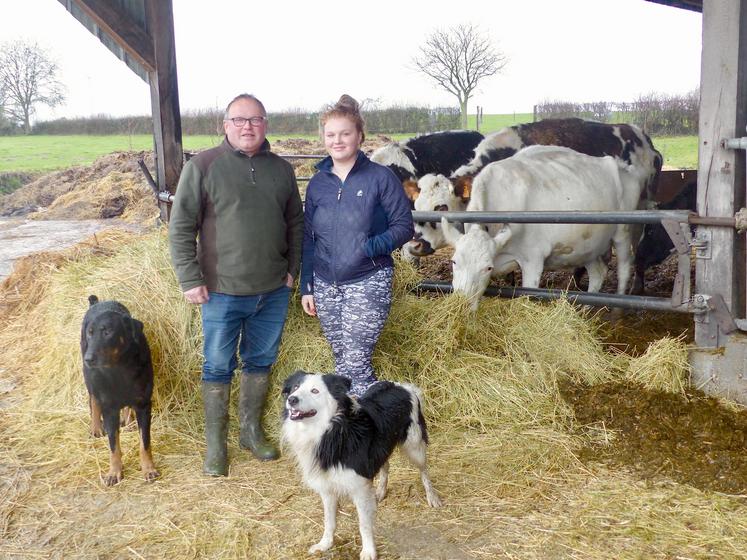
[137,152,743,330]
[412,207,743,332]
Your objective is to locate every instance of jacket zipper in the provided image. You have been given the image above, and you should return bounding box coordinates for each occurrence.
[332,182,342,286]
[249,156,257,184]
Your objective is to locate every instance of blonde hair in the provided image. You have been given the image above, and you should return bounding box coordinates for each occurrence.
[320,94,365,143]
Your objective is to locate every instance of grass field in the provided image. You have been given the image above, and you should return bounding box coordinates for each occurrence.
[0,118,698,174]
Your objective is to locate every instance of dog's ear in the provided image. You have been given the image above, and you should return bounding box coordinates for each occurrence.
[88,295,99,307]
[129,318,144,341]
[322,374,351,398]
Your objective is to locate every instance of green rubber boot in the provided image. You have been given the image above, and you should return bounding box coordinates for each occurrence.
[238,373,280,461]
[202,382,230,476]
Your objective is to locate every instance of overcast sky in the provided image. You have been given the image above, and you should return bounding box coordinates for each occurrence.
[1,0,702,122]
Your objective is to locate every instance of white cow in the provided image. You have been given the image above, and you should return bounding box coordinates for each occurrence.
[441,145,642,310]
[406,118,662,261]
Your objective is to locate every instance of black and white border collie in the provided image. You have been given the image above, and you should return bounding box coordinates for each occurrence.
[281,370,441,560]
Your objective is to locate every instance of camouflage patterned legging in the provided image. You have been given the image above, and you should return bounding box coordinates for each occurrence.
[313,267,394,396]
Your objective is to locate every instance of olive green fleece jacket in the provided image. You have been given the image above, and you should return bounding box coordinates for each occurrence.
[168,138,304,295]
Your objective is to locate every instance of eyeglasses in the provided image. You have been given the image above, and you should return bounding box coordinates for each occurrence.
[225,116,267,127]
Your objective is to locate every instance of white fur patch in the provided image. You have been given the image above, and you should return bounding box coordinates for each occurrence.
[370,143,416,176]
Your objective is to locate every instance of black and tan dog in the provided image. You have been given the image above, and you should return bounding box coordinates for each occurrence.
[81,295,159,486]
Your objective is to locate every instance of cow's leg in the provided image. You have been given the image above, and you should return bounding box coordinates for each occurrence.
[614,227,633,295]
[519,260,543,289]
[585,257,608,293]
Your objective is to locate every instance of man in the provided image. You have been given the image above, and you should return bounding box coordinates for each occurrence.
[169,94,303,476]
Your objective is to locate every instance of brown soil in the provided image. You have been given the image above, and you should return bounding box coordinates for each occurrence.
[561,381,747,495]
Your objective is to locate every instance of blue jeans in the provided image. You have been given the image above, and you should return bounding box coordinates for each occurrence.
[201,286,291,384]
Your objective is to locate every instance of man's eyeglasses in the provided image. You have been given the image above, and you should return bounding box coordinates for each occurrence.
[225,116,267,127]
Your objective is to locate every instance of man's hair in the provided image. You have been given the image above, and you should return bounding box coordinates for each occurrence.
[224,94,267,118]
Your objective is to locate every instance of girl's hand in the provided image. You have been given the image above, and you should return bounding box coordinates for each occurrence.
[301,295,317,316]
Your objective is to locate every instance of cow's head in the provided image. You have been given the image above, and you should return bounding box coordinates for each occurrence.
[409,174,468,256]
[442,217,512,310]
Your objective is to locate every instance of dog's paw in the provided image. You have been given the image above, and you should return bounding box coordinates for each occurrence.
[426,491,442,508]
[308,539,333,554]
[90,426,105,438]
[142,466,160,483]
[359,548,377,560]
[102,469,123,487]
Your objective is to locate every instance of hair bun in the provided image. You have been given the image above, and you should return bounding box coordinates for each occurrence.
[336,94,360,113]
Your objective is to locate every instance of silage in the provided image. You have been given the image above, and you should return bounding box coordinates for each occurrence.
[2,227,745,560]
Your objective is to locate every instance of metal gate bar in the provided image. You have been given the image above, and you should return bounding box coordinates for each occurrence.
[417,281,695,313]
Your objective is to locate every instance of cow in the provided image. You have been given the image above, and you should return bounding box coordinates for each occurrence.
[440,145,643,310]
[406,118,662,264]
[370,130,484,200]
[632,180,696,294]
[450,118,662,201]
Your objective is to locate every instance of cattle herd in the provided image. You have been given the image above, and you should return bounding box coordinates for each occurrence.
[369,117,695,309]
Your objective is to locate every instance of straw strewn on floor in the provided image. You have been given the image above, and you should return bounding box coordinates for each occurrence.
[1,227,744,560]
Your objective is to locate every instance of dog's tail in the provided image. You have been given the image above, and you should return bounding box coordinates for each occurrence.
[88,295,99,307]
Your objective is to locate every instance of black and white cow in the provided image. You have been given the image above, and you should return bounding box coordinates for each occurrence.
[407,118,662,260]
[370,130,484,197]
[441,145,643,310]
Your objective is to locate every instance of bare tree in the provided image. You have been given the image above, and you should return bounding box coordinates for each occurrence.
[0,40,65,134]
[413,24,507,129]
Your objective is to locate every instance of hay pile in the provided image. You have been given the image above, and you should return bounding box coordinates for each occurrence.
[0,151,157,222]
[1,228,747,559]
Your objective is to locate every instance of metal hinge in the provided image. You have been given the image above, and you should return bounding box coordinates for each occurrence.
[692,293,738,334]
[692,229,711,259]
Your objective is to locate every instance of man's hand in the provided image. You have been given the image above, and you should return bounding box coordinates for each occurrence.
[184,285,209,304]
[286,273,294,288]
[301,295,316,316]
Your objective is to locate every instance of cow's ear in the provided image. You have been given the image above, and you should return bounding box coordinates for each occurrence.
[403,180,420,201]
[453,176,473,203]
[441,216,463,246]
[493,225,513,250]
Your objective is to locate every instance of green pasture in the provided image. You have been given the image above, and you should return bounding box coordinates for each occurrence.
[0,122,697,174]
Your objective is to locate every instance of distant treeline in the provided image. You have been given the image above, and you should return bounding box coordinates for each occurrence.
[26,105,462,136]
[534,91,699,136]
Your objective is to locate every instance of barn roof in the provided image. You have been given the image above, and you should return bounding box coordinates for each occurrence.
[56,0,151,83]
[644,0,702,12]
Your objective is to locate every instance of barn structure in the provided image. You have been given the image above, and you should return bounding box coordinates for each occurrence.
[56,0,747,402]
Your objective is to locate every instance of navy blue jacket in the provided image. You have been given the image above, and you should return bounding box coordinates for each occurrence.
[301,151,414,295]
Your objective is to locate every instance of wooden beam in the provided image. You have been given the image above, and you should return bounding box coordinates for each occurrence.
[145,0,183,222]
[690,0,747,404]
[67,0,156,71]
[694,0,747,349]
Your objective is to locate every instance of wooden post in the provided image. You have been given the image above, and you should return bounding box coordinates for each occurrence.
[145,0,183,223]
[690,0,747,402]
